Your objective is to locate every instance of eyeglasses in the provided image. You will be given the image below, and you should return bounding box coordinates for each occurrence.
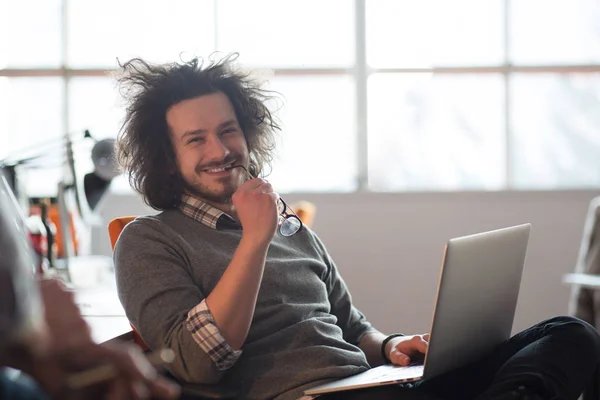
[235,165,303,237]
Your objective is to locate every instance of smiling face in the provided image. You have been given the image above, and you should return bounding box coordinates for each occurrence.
[167,92,250,206]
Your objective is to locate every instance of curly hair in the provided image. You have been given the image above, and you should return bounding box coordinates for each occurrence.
[115,53,280,210]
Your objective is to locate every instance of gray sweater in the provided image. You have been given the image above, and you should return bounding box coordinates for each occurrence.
[114,210,373,400]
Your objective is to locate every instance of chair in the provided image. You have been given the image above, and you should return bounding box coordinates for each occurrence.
[107,216,148,352]
[290,200,317,229]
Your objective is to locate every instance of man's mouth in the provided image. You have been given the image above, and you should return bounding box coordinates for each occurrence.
[202,162,236,173]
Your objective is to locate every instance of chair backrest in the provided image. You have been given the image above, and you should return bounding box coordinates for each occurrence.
[107,216,149,351]
[290,201,316,229]
[108,216,137,251]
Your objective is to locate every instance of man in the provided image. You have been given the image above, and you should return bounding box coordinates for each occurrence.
[0,177,180,400]
[113,54,600,400]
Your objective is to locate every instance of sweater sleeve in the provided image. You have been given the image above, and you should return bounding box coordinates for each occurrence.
[309,230,375,345]
[186,299,242,370]
[113,217,233,384]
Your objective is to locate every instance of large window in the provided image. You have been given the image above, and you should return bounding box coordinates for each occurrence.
[1,0,600,194]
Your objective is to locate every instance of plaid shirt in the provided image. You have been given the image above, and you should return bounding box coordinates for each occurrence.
[180,194,242,370]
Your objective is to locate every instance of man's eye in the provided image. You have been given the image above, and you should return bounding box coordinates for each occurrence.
[188,137,205,144]
[222,128,237,134]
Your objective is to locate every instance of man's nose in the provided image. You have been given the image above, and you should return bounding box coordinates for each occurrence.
[205,135,231,161]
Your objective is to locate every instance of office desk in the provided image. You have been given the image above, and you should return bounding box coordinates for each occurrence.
[74,281,133,344]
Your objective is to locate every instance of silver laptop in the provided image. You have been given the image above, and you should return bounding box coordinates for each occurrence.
[305,224,531,397]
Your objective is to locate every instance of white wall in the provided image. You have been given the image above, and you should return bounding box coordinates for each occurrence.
[93,190,600,336]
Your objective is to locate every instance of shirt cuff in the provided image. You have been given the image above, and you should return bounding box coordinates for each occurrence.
[186,299,242,371]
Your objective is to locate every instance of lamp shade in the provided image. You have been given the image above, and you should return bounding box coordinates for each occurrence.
[90,138,119,181]
[82,138,119,212]
[83,172,112,211]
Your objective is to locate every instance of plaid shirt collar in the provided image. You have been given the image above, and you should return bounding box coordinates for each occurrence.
[179,194,240,230]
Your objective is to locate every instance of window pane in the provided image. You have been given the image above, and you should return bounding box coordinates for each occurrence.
[368,73,505,191]
[366,0,504,68]
[510,0,600,65]
[67,0,215,68]
[0,0,62,67]
[510,74,600,189]
[262,75,356,192]
[216,0,354,68]
[68,77,123,140]
[0,78,64,197]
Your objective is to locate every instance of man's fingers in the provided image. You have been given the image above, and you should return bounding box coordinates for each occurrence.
[253,179,274,194]
[413,336,429,354]
[70,342,156,382]
[105,377,130,400]
[148,377,181,400]
[105,346,179,400]
[88,375,128,400]
[131,380,151,400]
[98,344,180,399]
[241,177,269,191]
[389,349,411,366]
[423,334,430,342]
[66,344,179,400]
[268,192,280,205]
[107,343,158,381]
[237,177,278,205]
[40,278,94,354]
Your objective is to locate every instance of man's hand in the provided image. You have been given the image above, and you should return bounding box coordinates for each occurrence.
[232,177,279,247]
[33,340,180,400]
[40,279,93,353]
[23,279,180,400]
[386,334,430,366]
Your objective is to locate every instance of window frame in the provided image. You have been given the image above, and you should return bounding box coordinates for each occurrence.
[2,0,600,192]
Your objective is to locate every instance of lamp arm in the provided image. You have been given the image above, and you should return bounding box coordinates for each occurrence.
[0,130,92,167]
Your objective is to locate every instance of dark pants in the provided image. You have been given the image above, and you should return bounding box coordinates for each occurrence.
[322,316,600,400]
[0,369,49,400]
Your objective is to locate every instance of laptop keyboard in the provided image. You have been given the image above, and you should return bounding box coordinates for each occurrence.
[359,364,424,382]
